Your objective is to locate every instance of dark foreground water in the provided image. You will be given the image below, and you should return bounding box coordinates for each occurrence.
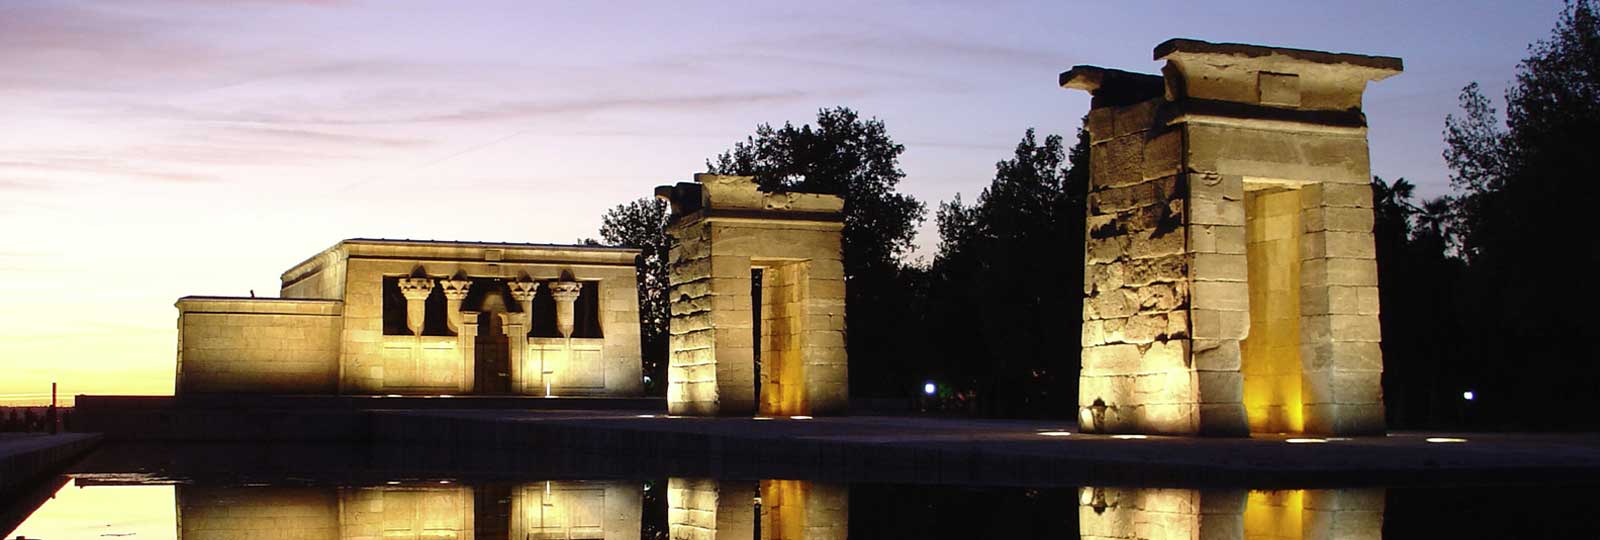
[5,443,1599,539]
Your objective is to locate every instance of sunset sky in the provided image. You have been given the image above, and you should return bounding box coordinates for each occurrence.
[0,0,1566,404]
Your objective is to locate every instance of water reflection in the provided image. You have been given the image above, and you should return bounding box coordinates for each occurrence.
[11,479,1397,539]
[1079,487,1384,540]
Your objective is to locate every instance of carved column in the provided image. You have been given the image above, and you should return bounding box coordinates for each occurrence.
[440,278,473,393]
[548,281,584,338]
[505,280,539,394]
[440,278,472,333]
[458,311,479,393]
[397,277,435,336]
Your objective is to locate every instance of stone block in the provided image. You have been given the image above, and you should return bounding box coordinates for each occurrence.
[1129,228,1186,259]
[1197,371,1243,403]
[1142,129,1182,180]
[1079,375,1133,408]
[1303,369,1382,405]
[1082,320,1106,347]
[1303,206,1374,233]
[1114,99,1159,137]
[1302,314,1382,343]
[1125,255,1187,287]
[1190,193,1246,226]
[1191,281,1248,312]
[1190,172,1244,201]
[1087,108,1115,143]
[1163,310,1189,339]
[1302,231,1375,259]
[1304,182,1373,209]
[1083,344,1142,375]
[1087,263,1127,294]
[1191,253,1247,282]
[1189,224,1247,255]
[1100,135,1145,189]
[1121,314,1167,344]
[1198,403,1249,436]
[1303,258,1378,287]
[1090,288,1140,319]
[1136,283,1182,311]
[1191,309,1249,340]
[1140,339,1189,372]
[1302,340,1383,372]
[1192,339,1241,371]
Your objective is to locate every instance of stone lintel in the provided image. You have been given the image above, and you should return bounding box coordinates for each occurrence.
[1154,38,1404,74]
[1059,65,1165,108]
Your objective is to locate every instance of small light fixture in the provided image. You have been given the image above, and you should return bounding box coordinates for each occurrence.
[1037,431,1073,437]
[384,394,403,398]
[752,416,774,420]
[923,381,937,396]
[1111,434,1147,440]
[1426,437,1468,443]
[386,481,401,485]
[790,415,813,420]
[1286,438,1328,444]
[635,414,656,418]
[1462,390,1475,401]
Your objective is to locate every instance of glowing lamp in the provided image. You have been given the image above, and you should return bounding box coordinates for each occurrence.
[923,382,937,396]
[1426,437,1468,443]
[1285,438,1327,444]
[1462,390,1475,401]
[1037,431,1073,437]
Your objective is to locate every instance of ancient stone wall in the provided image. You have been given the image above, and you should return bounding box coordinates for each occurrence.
[668,478,755,540]
[175,297,342,394]
[661,174,846,417]
[321,240,641,397]
[1079,97,1199,435]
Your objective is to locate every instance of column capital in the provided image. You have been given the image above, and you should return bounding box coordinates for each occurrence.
[548,280,583,302]
[507,280,539,302]
[397,277,435,300]
[439,278,472,301]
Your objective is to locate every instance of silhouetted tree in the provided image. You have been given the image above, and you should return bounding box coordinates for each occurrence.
[596,198,672,395]
[1440,0,1600,428]
[708,107,927,398]
[927,128,1089,417]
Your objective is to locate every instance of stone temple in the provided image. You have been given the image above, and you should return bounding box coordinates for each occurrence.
[174,239,643,397]
[1064,39,1401,436]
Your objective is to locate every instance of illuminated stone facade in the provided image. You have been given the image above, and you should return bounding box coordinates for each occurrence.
[657,174,848,417]
[1064,39,1400,435]
[175,239,642,397]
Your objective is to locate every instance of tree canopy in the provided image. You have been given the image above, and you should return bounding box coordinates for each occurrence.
[596,197,672,394]
[708,107,927,398]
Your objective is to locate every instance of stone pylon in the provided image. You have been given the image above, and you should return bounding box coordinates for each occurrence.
[1063,39,1401,436]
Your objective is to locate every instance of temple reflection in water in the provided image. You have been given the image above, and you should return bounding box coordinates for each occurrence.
[160,480,1382,540]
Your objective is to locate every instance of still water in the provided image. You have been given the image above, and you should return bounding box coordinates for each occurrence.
[6,444,1599,539]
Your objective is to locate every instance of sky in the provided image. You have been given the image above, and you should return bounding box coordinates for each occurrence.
[0,0,1568,404]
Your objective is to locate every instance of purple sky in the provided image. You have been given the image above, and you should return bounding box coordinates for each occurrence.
[0,0,1566,401]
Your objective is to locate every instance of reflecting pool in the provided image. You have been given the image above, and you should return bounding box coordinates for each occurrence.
[6,443,1599,538]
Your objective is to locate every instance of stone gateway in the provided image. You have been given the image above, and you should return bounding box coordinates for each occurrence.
[1063,39,1401,436]
[657,174,849,417]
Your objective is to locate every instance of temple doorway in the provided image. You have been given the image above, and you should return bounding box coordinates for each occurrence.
[757,261,807,416]
[1241,184,1306,433]
[475,287,511,394]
